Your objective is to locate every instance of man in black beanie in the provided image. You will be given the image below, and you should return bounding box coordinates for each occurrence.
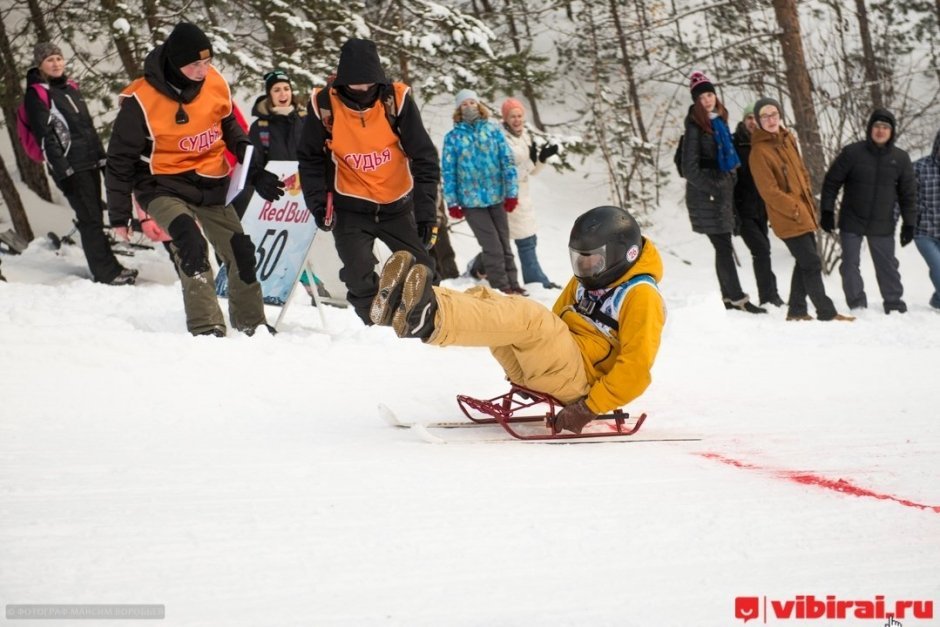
[820,109,916,314]
[106,22,285,337]
[297,38,440,326]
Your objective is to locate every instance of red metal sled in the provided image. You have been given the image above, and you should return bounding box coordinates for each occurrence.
[456,384,646,441]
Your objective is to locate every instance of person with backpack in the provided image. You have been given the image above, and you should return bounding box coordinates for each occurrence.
[245,69,306,216]
[297,38,440,326]
[23,42,136,285]
[246,68,333,305]
[369,205,666,434]
[682,71,765,314]
[105,22,284,337]
[732,103,784,307]
[442,90,524,295]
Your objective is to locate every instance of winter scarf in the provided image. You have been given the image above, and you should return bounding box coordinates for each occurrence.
[710,114,740,172]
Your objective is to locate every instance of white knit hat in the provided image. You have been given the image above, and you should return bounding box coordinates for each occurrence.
[455,89,479,108]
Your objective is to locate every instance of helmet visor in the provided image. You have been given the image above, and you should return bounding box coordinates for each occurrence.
[570,245,607,281]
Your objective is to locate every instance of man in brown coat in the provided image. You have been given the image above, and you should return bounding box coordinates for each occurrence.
[748,97,853,322]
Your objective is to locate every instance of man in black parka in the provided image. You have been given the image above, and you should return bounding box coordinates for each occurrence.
[821,109,917,313]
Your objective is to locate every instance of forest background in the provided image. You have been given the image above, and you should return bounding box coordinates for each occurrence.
[1,0,939,271]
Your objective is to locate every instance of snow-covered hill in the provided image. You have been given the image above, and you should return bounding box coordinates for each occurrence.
[2,139,939,625]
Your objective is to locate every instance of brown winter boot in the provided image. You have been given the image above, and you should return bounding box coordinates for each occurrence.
[392,264,437,340]
[371,251,415,326]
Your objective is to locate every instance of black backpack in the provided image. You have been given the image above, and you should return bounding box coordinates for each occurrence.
[673,134,685,178]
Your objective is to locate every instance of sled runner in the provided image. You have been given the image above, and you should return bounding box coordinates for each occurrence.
[455,384,646,441]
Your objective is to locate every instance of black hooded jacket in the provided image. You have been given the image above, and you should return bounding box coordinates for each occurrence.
[248,94,306,162]
[296,39,440,224]
[105,45,251,225]
[820,109,916,236]
[24,67,105,183]
[732,120,767,222]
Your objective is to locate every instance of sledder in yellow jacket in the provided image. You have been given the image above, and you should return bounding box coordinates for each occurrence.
[370,205,666,433]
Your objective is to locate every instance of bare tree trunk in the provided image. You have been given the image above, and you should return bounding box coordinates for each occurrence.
[854,0,884,109]
[608,0,649,143]
[0,152,34,242]
[101,0,142,79]
[27,0,52,43]
[771,0,826,196]
[142,0,160,42]
[394,0,411,84]
[505,0,544,130]
[0,21,52,201]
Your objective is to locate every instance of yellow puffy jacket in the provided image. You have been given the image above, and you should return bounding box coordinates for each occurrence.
[553,238,666,414]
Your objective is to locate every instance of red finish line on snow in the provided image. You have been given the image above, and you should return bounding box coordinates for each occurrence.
[698,452,940,514]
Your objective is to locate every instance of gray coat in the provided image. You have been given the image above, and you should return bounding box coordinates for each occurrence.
[682,113,735,234]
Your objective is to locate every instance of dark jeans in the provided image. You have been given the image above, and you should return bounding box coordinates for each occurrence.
[839,231,904,309]
[332,209,435,325]
[782,233,837,320]
[706,233,745,302]
[464,204,519,291]
[738,216,780,303]
[432,221,460,281]
[60,168,123,283]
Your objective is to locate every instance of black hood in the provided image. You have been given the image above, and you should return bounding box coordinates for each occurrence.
[333,38,388,86]
[866,108,897,148]
[143,44,203,104]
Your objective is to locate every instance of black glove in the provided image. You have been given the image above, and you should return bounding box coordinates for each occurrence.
[820,211,835,233]
[552,399,597,434]
[900,224,914,247]
[733,213,742,237]
[529,141,538,165]
[235,142,250,164]
[538,143,559,163]
[310,205,333,231]
[252,169,285,202]
[417,221,438,250]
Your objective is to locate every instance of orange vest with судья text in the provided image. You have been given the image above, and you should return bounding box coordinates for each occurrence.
[120,66,233,178]
[313,82,412,204]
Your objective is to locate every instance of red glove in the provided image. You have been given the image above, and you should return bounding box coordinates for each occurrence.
[448,205,464,219]
[503,197,518,212]
[140,219,170,243]
[112,226,131,242]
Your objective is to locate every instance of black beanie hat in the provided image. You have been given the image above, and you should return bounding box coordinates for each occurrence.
[754,97,783,129]
[164,22,213,69]
[264,69,291,95]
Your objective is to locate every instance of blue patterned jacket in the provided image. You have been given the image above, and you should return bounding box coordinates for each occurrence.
[442,119,518,209]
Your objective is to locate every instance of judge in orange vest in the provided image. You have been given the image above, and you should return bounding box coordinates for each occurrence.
[297,38,440,326]
[106,22,284,337]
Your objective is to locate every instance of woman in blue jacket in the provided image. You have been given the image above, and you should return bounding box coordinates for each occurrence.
[442,89,524,294]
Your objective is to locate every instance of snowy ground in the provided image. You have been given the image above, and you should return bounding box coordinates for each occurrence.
[1,161,938,626]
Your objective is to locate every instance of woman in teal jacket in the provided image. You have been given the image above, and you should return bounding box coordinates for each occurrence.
[442,89,523,294]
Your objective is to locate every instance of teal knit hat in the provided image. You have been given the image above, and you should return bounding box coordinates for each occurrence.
[743,102,755,117]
